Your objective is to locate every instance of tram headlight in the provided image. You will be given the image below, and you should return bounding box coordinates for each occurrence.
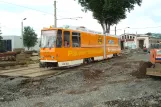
[40,56,44,59]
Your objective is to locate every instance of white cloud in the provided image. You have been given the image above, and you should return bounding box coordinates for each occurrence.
[152,9,161,17]
[0,0,53,6]
[0,0,161,37]
[0,0,103,37]
[141,0,161,9]
[110,0,161,35]
[0,9,54,36]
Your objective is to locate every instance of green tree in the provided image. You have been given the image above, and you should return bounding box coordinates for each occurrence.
[23,26,38,50]
[146,32,152,36]
[76,0,142,33]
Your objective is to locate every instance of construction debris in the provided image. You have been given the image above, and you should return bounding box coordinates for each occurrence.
[0,52,17,61]
[1,49,161,107]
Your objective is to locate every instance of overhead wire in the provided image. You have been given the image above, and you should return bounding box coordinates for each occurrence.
[110,26,161,32]
[0,0,65,18]
[0,0,161,31]
[0,0,83,20]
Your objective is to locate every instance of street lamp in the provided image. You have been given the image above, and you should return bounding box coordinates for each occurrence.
[124,27,130,40]
[21,18,27,48]
[124,27,130,35]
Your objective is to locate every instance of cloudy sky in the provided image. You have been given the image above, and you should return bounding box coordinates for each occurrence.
[0,0,161,37]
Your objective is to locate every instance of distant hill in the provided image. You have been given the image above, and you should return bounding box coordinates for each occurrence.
[145,33,161,38]
[151,33,161,39]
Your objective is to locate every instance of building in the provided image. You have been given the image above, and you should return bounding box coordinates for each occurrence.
[120,33,161,50]
[120,34,136,49]
[137,35,161,49]
[1,35,40,51]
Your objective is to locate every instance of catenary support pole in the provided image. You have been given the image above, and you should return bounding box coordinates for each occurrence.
[115,26,116,35]
[104,33,107,59]
[21,21,24,48]
[54,0,57,28]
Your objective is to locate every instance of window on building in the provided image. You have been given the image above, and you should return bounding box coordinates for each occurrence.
[122,36,124,39]
[64,31,70,48]
[1,40,12,51]
[72,32,81,47]
[56,29,62,48]
[151,44,153,48]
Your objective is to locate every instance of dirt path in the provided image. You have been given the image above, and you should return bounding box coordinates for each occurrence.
[1,49,161,107]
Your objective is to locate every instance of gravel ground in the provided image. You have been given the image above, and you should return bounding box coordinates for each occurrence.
[0,49,161,107]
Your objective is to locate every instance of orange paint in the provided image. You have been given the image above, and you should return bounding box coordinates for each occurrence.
[40,27,121,62]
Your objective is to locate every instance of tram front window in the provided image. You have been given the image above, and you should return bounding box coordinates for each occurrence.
[41,30,57,48]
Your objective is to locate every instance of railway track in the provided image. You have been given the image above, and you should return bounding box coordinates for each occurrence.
[0,67,58,78]
[0,55,122,78]
[0,63,70,78]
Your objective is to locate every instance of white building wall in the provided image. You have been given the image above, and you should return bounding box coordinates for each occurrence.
[2,35,40,51]
[136,36,149,48]
[120,34,161,49]
[120,34,137,49]
[134,36,137,48]
[14,36,23,49]
[124,41,136,49]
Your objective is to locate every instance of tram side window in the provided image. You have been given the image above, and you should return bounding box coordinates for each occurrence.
[64,31,70,47]
[56,30,62,48]
[72,32,80,47]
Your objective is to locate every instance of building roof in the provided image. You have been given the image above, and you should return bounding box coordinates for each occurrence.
[120,34,137,36]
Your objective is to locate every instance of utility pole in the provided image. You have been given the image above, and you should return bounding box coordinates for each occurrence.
[115,26,116,36]
[21,18,27,49]
[104,29,107,59]
[54,0,57,28]
[21,21,23,47]
[0,23,2,36]
[124,27,130,40]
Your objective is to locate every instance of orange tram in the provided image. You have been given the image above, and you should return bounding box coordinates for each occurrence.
[39,26,121,68]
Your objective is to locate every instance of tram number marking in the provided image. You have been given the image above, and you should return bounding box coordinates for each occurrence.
[62,62,69,66]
